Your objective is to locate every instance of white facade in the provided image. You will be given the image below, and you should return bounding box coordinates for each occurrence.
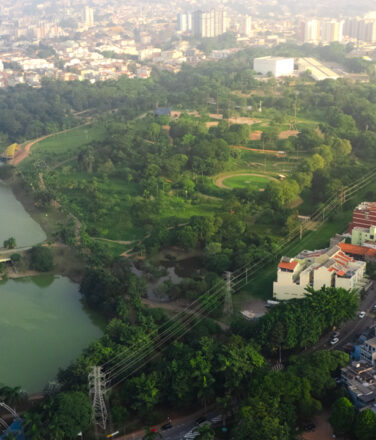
[303,20,320,43]
[240,16,252,37]
[253,56,294,77]
[83,6,94,28]
[320,20,344,42]
[273,245,366,300]
[192,9,227,38]
[177,13,192,32]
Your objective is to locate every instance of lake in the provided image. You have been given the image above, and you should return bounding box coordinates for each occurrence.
[0,276,103,393]
[0,180,46,247]
[0,179,102,393]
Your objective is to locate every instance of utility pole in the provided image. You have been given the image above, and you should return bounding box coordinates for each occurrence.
[339,186,345,209]
[223,271,233,316]
[89,367,108,432]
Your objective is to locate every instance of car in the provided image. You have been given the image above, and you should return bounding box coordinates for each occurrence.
[372,304,376,311]
[332,331,340,338]
[303,423,316,431]
[183,428,199,439]
[161,422,173,431]
[210,415,223,425]
[330,337,339,345]
[194,416,207,426]
[359,311,366,318]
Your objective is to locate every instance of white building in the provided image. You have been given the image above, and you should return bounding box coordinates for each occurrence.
[239,16,252,37]
[273,245,366,300]
[253,56,294,77]
[320,20,344,42]
[303,19,321,43]
[192,9,227,38]
[177,13,192,32]
[83,6,94,28]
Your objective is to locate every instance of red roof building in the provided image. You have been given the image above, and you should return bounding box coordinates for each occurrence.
[338,242,376,261]
[349,202,376,232]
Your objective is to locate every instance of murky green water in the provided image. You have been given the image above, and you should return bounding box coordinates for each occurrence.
[0,180,46,247]
[0,177,102,393]
[0,276,103,393]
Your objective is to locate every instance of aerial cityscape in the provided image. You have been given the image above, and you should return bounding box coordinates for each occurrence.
[1,0,376,439]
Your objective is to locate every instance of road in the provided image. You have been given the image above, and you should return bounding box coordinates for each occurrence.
[312,281,376,353]
[117,409,219,440]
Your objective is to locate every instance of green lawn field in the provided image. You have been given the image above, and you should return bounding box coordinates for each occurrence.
[19,124,107,171]
[221,174,272,190]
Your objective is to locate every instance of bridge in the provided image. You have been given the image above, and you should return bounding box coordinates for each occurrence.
[0,247,32,263]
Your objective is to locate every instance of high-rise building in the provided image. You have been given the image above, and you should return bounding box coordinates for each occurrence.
[344,18,376,42]
[320,20,344,42]
[239,16,252,37]
[83,6,94,28]
[192,9,227,38]
[302,19,321,43]
[177,13,192,32]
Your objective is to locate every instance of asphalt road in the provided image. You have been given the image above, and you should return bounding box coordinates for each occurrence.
[313,281,376,352]
[118,410,220,440]
[118,284,376,440]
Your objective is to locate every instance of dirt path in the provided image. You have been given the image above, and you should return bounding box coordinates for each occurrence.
[231,145,286,156]
[94,237,136,245]
[141,298,229,331]
[215,173,278,189]
[302,412,334,440]
[11,122,91,166]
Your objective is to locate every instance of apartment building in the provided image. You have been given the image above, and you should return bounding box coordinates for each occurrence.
[273,245,366,300]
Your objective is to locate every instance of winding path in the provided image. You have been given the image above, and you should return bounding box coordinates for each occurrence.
[11,122,91,166]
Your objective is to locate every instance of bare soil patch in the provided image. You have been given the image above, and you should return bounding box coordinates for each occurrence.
[228,117,262,125]
[279,129,299,139]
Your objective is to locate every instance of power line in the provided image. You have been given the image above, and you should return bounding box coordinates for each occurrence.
[96,167,376,393]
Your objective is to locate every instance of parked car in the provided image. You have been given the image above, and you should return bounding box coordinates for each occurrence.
[372,304,376,311]
[184,427,199,439]
[303,423,316,431]
[359,311,366,319]
[161,422,172,430]
[194,416,207,426]
[330,337,339,345]
[332,331,340,338]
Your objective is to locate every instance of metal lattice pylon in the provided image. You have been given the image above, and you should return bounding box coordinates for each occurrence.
[88,366,108,431]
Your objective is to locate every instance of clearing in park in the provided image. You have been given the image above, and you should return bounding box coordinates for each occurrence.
[216,173,277,190]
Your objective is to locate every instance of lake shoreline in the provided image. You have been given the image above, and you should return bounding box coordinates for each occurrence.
[4,174,86,284]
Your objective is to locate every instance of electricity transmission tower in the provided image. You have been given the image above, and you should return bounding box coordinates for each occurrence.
[88,367,108,431]
[223,271,233,315]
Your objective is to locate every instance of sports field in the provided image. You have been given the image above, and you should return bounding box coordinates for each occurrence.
[215,172,277,190]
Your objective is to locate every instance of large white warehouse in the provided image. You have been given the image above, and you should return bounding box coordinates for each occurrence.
[253,56,294,77]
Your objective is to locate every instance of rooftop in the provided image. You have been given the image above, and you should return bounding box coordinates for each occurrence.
[339,242,376,258]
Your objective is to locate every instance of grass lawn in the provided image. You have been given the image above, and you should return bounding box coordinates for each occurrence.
[19,124,107,171]
[222,174,272,190]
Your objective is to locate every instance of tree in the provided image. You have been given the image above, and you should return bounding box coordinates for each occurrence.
[29,246,54,272]
[3,237,16,249]
[330,397,355,436]
[197,423,215,440]
[52,391,92,438]
[354,409,376,440]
